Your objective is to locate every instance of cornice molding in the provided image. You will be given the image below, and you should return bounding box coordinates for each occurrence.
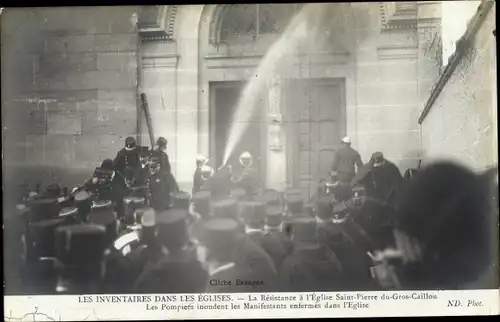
[380,2,418,31]
[204,51,350,69]
[142,54,179,69]
[377,45,418,60]
[138,5,179,42]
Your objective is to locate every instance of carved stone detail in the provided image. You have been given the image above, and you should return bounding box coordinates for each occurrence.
[138,5,179,42]
[380,2,418,31]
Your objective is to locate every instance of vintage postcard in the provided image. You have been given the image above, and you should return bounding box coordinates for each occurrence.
[2,1,498,320]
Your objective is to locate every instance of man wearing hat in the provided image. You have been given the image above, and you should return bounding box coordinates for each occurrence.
[202,217,277,293]
[240,201,288,271]
[315,197,373,291]
[54,224,108,294]
[151,137,180,192]
[146,158,172,211]
[264,205,294,257]
[133,208,208,293]
[134,148,152,187]
[279,217,343,292]
[193,155,208,195]
[281,218,346,292]
[283,194,308,237]
[330,136,363,184]
[113,136,141,185]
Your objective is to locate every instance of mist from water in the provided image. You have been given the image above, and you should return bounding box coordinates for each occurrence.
[221,3,333,166]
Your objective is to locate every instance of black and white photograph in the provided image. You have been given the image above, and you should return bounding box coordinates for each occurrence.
[2,0,498,304]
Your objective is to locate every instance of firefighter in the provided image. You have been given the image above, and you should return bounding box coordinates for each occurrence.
[233,151,262,197]
[146,158,172,212]
[330,136,363,184]
[151,137,179,192]
[113,137,140,186]
[193,155,208,195]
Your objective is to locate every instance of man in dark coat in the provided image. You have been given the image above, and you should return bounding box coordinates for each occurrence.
[315,196,374,291]
[202,217,277,293]
[146,159,172,212]
[151,137,179,192]
[279,217,343,292]
[133,208,208,293]
[353,152,402,206]
[113,137,141,185]
[330,136,363,184]
[240,201,288,272]
[201,166,235,201]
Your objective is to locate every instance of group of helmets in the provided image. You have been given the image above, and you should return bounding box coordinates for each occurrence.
[198,151,254,181]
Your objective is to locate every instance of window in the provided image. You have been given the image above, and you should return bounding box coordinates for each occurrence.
[441,0,481,66]
[219,4,300,43]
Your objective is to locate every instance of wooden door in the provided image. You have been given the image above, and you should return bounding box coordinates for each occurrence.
[287,78,345,200]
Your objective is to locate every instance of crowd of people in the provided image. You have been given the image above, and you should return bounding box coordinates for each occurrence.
[3,135,498,295]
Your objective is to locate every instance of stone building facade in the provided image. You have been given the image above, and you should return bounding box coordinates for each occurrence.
[3,2,493,199]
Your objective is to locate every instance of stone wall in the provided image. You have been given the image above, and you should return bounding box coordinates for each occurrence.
[420,3,497,171]
[2,6,139,192]
[351,2,422,172]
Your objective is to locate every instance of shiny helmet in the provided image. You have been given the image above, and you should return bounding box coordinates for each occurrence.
[200,165,214,181]
[239,151,253,168]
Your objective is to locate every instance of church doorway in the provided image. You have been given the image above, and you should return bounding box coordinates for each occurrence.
[209,81,266,180]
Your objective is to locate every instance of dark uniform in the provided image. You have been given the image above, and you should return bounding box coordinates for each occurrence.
[264,206,294,258]
[211,198,245,233]
[113,137,141,184]
[315,197,374,291]
[146,160,171,212]
[122,196,146,225]
[133,208,208,293]
[54,224,107,294]
[203,218,277,293]
[369,152,403,205]
[280,217,343,292]
[331,143,363,184]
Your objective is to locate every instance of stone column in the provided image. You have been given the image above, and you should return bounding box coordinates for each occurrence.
[266,74,287,191]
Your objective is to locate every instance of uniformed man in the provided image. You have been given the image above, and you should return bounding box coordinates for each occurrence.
[54,224,107,294]
[202,217,277,293]
[211,198,244,232]
[330,136,363,184]
[279,217,343,292]
[193,155,208,195]
[122,195,146,225]
[315,196,374,291]
[113,137,141,185]
[370,161,495,290]
[262,189,283,207]
[151,137,180,192]
[233,151,262,197]
[133,208,208,293]
[146,158,171,212]
[201,166,235,201]
[134,149,151,187]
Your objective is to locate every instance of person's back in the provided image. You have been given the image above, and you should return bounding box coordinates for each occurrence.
[331,137,363,183]
[280,217,342,292]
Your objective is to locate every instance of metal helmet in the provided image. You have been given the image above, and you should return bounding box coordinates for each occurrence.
[196,154,208,165]
[201,165,214,181]
[341,136,351,145]
[239,151,253,167]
